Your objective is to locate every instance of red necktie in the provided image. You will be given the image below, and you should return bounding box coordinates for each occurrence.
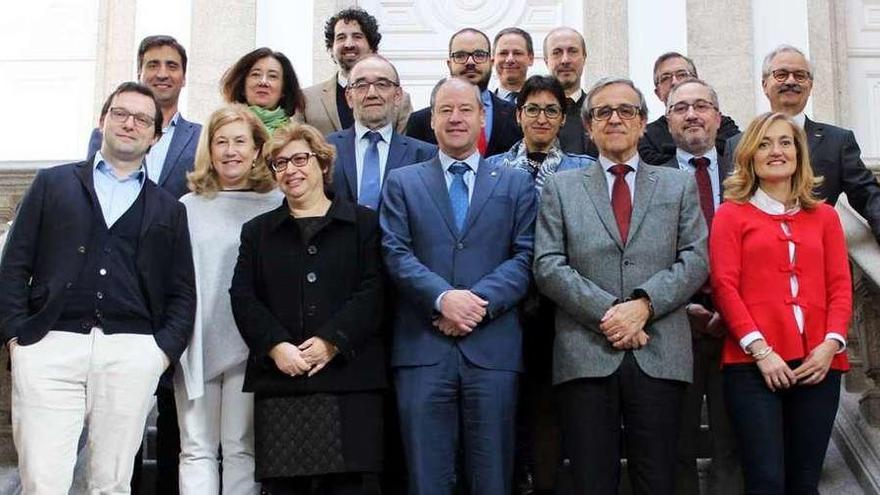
[610,164,633,244]
[477,127,487,156]
[690,157,715,229]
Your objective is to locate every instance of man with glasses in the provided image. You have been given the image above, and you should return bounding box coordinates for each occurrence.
[492,27,534,103]
[1,82,195,494]
[534,77,708,495]
[405,28,522,157]
[724,44,880,244]
[639,52,739,165]
[661,79,744,495]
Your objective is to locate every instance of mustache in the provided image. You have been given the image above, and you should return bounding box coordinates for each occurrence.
[778,83,803,94]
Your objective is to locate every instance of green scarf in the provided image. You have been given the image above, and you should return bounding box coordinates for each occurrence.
[249,105,288,134]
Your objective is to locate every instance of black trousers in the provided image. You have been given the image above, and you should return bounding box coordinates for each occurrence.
[724,363,841,495]
[262,473,381,495]
[556,352,685,495]
[130,380,180,494]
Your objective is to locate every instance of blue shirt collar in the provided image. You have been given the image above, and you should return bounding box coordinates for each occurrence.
[438,149,481,173]
[93,151,147,184]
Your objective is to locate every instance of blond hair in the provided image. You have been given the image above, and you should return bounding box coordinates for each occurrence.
[263,123,336,188]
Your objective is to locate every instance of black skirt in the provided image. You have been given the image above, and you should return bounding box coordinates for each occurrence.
[253,391,383,480]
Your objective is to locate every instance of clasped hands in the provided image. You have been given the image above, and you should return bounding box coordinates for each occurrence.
[600,298,652,350]
[750,339,840,391]
[433,289,488,337]
[269,336,338,378]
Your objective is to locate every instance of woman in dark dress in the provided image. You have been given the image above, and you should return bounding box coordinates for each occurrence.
[230,122,385,495]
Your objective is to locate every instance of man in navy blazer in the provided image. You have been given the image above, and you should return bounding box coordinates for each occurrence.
[87,35,200,200]
[326,55,436,207]
[0,82,195,494]
[380,77,536,495]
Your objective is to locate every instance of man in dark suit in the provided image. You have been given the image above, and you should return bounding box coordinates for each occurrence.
[327,55,436,208]
[381,77,536,494]
[87,35,201,200]
[723,44,880,244]
[492,27,534,103]
[0,82,195,494]
[660,79,742,495]
[639,52,740,165]
[405,28,522,157]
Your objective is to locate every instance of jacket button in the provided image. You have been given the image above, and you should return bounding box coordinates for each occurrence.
[306,272,317,283]
[96,291,103,300]
[623,260,631,266]
[77,246,86,254]
[456,242,464,250]
[307,245,318,255]
[65,282,73,289]
[99,268,107,276]
[306,304,317,316]
[94,309,102,318]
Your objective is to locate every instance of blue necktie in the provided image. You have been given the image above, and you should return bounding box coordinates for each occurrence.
[359,131,383,209]
[448,162,470,233]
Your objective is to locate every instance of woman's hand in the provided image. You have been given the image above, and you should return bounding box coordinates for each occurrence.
[299,337,339,377]
[756,352,798,391]
[793,340,840,385]
[269,342,312,377]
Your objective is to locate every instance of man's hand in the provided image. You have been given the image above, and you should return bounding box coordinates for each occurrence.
[269,342,312,377]
[600,299,651,345]
[433,316,473,337]
[613,329,650,350]
[439,290,488,332]
[299,337,339,377]
[686,304,726,338]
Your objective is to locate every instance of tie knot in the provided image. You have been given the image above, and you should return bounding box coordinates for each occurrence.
[365,131,383,145]
[449,163,470,176]
[691,157,710,169]
[609,164,632,177]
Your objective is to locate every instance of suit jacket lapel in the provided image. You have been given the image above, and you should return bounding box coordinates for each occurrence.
[74,160,98,206]
[419,158,457,236]
[628,163,658,244]
[140,182,160,239]
[321,77,342,132]
[158,118,194,187]
[339,127,359,200]
[461,158,500,236]
[804,117,824,152]
[385,133,408,177]
[583,164,625,250]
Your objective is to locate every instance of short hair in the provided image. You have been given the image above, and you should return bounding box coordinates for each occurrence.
[724,112,821,209]
[448,28,491,54]
[666,78,720,111]
[652,51,697,85]
[761,44,814,80]
[263,123,336,189]
[542,27,586,57]
[99,81,163,137]
[429,77,482,111]
[220,48,305,117]
[516,75,567,112]
[581,77,649,124]
[349,54,400,84]
[137,35,188,75]
[323,8,381,52]
[493,27,534,56]
[187,104,275,197]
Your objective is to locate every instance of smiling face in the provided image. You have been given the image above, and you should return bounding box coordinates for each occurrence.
[666,82,720,156]
[274,139,325,202]
[753,119,798,187]
[493,33,533,91]
[431,79,485,159]
[210,120,257,190]
[138,45,185,109]
[762,50,813,116]
[332,19,373,75]
[517,90,565,151]
[345,57,402,129]
[100,91,159,162]
[447,31,492,90]
[586,83,646,163]
[544,29,586,94]
[244,56,284,109]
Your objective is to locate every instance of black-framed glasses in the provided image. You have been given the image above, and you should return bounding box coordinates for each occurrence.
[269,152,316,173]
[656,69,694,85]
[108,107,155,129]
[588,104,641,121]
[522,104,563,119]
[771,69,811,83]
[667,99,717,116]
[450,50,490,64]
[347,79,399,94]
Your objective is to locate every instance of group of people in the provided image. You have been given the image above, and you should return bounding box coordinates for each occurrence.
[2,6,880,495]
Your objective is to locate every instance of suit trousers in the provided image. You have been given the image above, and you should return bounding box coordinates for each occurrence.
[556,352,686,495]
[395,346,518,495]
[675,336,743,495]
[174,360,258,495]
[11,328,168,495]
[723,364,841,495]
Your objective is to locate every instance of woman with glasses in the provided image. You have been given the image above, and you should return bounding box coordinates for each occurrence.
[710,112,851,494]
[230,123,386,494]
[221,48,305,135]
[175,104,282,494]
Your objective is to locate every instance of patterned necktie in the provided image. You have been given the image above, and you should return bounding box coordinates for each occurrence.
[359,131,383,209]
[609,164,633,244]
[690,157,715,229]
[448,162,471,233]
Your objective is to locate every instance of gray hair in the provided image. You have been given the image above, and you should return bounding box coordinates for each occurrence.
[761,44,814,80]
[581,77,649,123]
[430,77,482,110]
[666,78,720,111]
[652,51,698,85]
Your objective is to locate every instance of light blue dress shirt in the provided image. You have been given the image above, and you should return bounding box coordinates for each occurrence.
[354,121,394,189]
[144,112,179,183]
[438,150,481,202]
[93,151,146,227]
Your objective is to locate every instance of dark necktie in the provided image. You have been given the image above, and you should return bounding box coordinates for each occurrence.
[690,157,715,228]
[448,162,471,233]
[359,131,383,209]
[610,164,633,244]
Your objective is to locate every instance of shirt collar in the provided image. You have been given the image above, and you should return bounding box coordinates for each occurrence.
[750,187,800,215]
[676,147,718,171]
[438,149,481,173]
[567,88,584,102]
[337,73,349,88]
[93,151,146,184]
[495,86,516,100]
[480,88,493,107]
[599,152,640,174]
[161,112,180,133]
[791,112,806,128]
[354,121,393,143]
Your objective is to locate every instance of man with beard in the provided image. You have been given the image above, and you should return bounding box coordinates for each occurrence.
[722,44,880,244]
[492,27,534,103]
[661,79,743,495]
[639,52,740,165]
[405,28,522,157]
[298,7,413,135]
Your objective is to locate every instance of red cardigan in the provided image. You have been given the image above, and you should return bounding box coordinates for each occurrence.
[709,201,851,369]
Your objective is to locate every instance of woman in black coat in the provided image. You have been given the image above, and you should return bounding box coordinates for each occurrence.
[230,122,385,495]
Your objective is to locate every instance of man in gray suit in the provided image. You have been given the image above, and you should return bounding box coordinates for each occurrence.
[533,77,708,495]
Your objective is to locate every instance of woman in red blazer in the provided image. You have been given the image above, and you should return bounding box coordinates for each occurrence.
[710,112,851,494]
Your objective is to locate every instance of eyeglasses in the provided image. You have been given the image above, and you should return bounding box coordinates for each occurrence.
[521,104,563,119]
[347,79,399,94]
[588,104,641,121]
[656,69,694,85]
[269,152,316,173]
[770,69,811,83]
[108,107,155,129]
[450,50,490,64]
[667,99,717,116]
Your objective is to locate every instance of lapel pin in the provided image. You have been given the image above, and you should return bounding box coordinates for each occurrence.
[491,171,497,177]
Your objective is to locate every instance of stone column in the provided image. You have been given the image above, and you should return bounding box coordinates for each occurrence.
[583,0,629,88]
[807,0,844,125]
[93,0,138,120]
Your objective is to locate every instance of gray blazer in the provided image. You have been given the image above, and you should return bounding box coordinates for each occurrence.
[533,161,709,385]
